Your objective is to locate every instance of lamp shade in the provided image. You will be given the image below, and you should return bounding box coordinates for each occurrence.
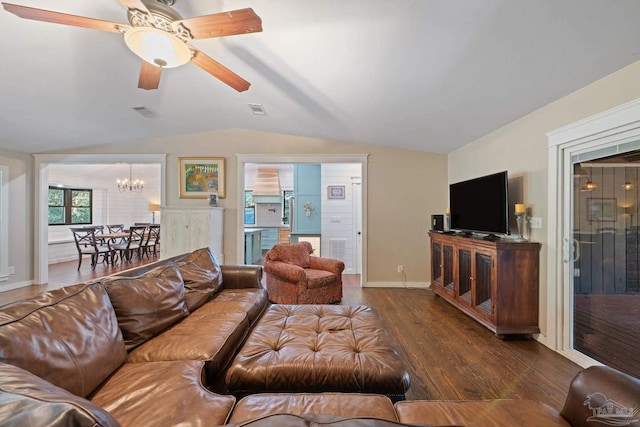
[124,27,192,68]
[148,203,161,212]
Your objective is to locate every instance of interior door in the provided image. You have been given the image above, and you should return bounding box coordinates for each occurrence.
[352,177,362,275]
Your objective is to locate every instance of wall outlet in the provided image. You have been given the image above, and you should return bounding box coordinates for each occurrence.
[397,264,404,273]
[8,266,14,275]
[530,217,542,229]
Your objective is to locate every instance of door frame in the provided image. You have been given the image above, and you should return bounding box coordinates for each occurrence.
[547,98,640,366]
[33,154,167,285]
[236,154,368,286]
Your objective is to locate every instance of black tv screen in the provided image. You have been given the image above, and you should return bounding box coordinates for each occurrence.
[449,171,509,236]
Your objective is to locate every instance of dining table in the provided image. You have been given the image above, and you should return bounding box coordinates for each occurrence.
[98,232,130,240]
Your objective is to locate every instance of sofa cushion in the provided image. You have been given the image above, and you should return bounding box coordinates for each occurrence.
[127,311,250,383]
[201,288,269,326]
[229,393,399,424]
[0,282,126,397]
[0,362,121,427]
[102,266,189,351]
[225,414,431,427]
[267,242,311,268]
[394,399,571,427]
[174,247,224,312]
[305,269,340,289]
[91,360,235,427]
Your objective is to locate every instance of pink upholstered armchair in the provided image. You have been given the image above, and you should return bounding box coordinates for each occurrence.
[263,242,345,304]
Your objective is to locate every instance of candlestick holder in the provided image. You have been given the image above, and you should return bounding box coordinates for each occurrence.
[445,213,451,232]
[515,212,527,242]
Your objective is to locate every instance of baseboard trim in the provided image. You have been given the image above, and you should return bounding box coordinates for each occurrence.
[364,281,429,289]
[0,280,34,292]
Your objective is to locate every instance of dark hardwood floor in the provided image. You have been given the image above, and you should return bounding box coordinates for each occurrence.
[1,260,583,411]
[340,275,582,410]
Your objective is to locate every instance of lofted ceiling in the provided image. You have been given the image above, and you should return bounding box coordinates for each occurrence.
[2,0,640,155]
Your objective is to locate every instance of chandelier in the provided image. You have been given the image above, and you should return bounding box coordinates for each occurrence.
[117,164,144,193]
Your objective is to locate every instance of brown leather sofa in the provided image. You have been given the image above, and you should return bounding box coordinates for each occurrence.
[223,366,640,426]
[1,247,639,427]
[0,247,268,427]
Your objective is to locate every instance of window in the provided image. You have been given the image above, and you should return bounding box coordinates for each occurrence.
[48,187,93,225]
[244,190,255,225]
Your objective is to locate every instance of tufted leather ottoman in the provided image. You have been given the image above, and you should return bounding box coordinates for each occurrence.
[225,305,410,400]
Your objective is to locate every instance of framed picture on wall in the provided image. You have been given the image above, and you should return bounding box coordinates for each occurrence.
[587,198,616,221]
[327,185,345,199]
[179,157,225,199]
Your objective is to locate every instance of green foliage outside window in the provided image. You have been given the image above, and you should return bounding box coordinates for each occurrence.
[48,187,92,225]
[48,188,65,225]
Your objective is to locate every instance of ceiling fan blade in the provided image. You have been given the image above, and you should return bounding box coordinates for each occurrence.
[138,61,162,90]
[190,48,250,92]
[1,3,127,33]
[119,0,150,15]
[173,8,262,40]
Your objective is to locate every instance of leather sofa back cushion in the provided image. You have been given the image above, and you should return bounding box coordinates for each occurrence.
[266,242,312,268]
[0,282,126,397]
[175,247,223,311]
[103,266,189,351]
[0,362,121,427]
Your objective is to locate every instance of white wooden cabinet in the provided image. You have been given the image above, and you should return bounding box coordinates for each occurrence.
[160,207,224,263]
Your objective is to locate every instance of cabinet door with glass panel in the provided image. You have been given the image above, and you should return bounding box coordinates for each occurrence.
[457,243,496,318]
[431,238,455,295]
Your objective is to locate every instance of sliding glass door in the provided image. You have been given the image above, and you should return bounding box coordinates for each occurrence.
[570,149,640,377]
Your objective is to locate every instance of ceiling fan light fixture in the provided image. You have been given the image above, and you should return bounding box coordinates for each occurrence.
[124,27,191,68]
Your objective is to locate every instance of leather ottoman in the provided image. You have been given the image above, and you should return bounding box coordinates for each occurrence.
[225,305,410,399]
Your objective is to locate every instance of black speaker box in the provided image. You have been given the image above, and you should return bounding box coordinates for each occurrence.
[431,214,444,231]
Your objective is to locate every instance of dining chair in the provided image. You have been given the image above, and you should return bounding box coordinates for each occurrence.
[70,227,114,270]
[111,225,146,264]
[106,224,124,233]
[106,224,126,244]
[141,224,160,259]
[93,225,106,244]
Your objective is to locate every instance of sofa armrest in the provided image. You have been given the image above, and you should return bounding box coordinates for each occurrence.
[263,260,306,283]
[0,362,121,427]
[221,265,263,289]
[560,365,640,427]
[310,256,345,276]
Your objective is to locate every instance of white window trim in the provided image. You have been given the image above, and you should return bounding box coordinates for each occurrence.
[547,98,640,367]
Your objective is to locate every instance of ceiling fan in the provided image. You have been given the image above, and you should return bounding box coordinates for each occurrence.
[2,0,262,91]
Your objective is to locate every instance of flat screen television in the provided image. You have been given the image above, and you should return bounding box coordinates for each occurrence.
[449,171,509,236]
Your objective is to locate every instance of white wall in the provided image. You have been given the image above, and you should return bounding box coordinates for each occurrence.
[0,149,32,290]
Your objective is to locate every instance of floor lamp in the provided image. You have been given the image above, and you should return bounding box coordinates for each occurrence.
[148,203,160,224]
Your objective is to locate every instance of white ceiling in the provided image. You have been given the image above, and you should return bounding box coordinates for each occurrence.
[2,0,640,155]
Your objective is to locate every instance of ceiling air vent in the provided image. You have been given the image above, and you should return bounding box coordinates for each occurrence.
[248,103,266,115]
[131,106,158,118]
